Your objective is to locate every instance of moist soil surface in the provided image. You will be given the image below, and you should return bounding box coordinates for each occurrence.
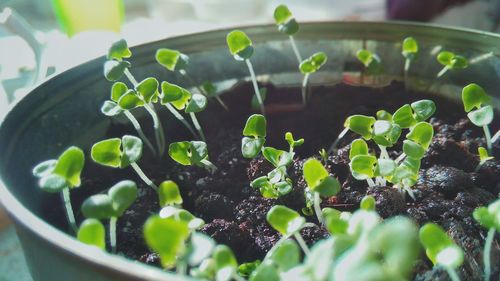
[73,80,500,281]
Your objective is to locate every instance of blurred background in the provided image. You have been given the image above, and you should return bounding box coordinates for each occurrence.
[1,0,500,280]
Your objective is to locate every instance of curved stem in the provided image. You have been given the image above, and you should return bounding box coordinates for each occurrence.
[123,111,156,155]
[189,112,206,142]
[491,130,500,144]
[109,217,117,254]
[395,153,406,164]
[289,35,303,64]
[328,127,349,154]
[124,69,139,86]
[164,103,199,139]
[483,125,493,155]
[293,233,311,256]
[62,188,78,233]
[437,66,449,79]
[245,59,265,115]
[301,73,311,106]
[445,267,461,281]
[378,145,389,159]
[313,192,323,225]
[130,162,158,191]
[484,228,495,281]
[143,103,166,156]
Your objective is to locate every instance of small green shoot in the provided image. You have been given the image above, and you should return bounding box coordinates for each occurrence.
[473,198,500,281]
[360,195,376,211]
[227,30,265,114]
[273,4,302,64]
[266,205,310,255]
[159,206,205,230]
[402,37,418,86]
[32,146,85,233]
[158,180,183,207]
[91,135,158,191]
[436,51,468,78]
[242,114,267,158]
[462,83,495,154]
[419,223,464,281]
[299,52,327,105]
[168,141,217,173]
[81,180,138,253]
[356,49,383,76]
[77,218,106,250]
[475,147,495,173]
[212,245,241,281]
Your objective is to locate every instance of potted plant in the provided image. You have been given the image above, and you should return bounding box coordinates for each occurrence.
[0,9,499,281]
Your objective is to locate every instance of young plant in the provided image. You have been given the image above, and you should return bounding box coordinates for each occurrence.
[475,147,494,172]
[91,135,159,191]
[226,30,265,115]
[436,50,468,78]
[356,49,383,76]
[249,239,300,281]
[473,198,500,281]
[419,223,464,281]
[160,81,207,141]
[241,114,267,159]
[273,4,302,64]
[77,218,106,250]
[299,52,327,105]
[104,39,166,156]
[156,48,228,111]
[266,205,310,256]
[81,180,138,253]
[402,37,418,86]
[168,141,217,173]
[302,159,341,224]
[462,83,495,154]
[32,146,85,233]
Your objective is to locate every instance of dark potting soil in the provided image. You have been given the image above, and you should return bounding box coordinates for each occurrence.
[75,80,500,281]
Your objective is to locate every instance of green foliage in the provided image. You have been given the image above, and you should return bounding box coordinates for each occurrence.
[285,132,304,150]
[33,146,85,193]
[156,48,189,72]
[273,4,299,35]
[159,206,205,230]
[356,49,383,75]
[299,52,327,74]
[360,195,376,211]
[238,260,261,277]
[437,51,468,69]
[350,154,377,180]
[107,39,132,61]
[158,180,183,207]
[77,219,106,250]
[402,37,418,60]
[242,114,267,158]
[266,205,305,236]
[136,77,159,103]
[473,199,500,232]
[226,30,254,61]
[344,115,376,140]
[104,60,131,82]
[349,139,369,160]
[81,180,138,219]
[393,100,436,128]
[213,245,239,281]
[478,147,494,163]
[461,83,494,127]
[419,223,464,268]
[168,141,208,166]
[91,135,143,168]
[303,159,341,197]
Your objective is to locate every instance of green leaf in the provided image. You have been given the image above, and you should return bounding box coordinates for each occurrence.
[403,140,426,159]
[266,205,305,236]
[299,52,327,74]
[285,132,304,149]
[360,195,376,211]
[262,147,286,167]
[111,82,128,102]
[117,90,144,110]
[39,174,68,193]
[249,262,280,281]
[155,48,189,72]
[251,88,267,111]
[187,233,215,266]
[91,138,122,168]
[33,159,57,178]
[393,104,417,128]
[203,81,217,96]
[243,114,267,137]
[107,39,132,61]
[376,110,392,121]
[274,4,292,24]
[437,51,454,66]
[143,216,190,269]
[104,60,131,82]
[344,115,376,140]
[437,51,468,69]
[473,207,496,229]
[159,206,205,230]
[411,100,436,121]
[213,245,238,281]
[226,30,254,60]
[121,135,143,167]
[265,239,300,271]
[238,260,261,277]
[315,176,341,197]
[376,158,396,177]
[168,141,208,166]
[77,219,106,250]
[420,223,455,265]
[136,78,159,103]
[53,146,85,188]
[357,49,373,67]
[349,139,369,160]
[158,180,183,207]
[303,158,329,188]
[160,81,191,109]
[402,37,418,60]
[478,147,494,163]
[81,194,116,219]
[462,83,491,112]
[468,105,494,126]
[406,122,434,149]
[185,94,208,113]
[108,180,138,216]
[241,137,265,159]
[450,55,468,69]
[350,155,377,179]
[101,101,123,116]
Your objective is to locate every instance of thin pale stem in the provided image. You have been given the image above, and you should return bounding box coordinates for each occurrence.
[289,35,303,64]
[130,162,158,191]
[233,274,247,281]
[475,161,485,173]
[200,159,217,174]
[491,130,499,144]
[164,103,199,139]
[366,178,376,187]
[328,127,349,154]
[483,125,493,155]
[378,145,389,159]
[176,261,187,276]
[301,73,311,106]
[484,228,495,281]
[437,66,449,78]
[124,69,139,86]
[110,217,117,254]
[123,111,156,155]
[189,112,206,142]
[293,233,311,256]
[183,72,229,111]
[404,59,411,91]
[395,153,406,164]
[313,192,323,225]
[143,103,166,156]
[445,267,461,281]
[245,59,265,115]
[62,188,78,233]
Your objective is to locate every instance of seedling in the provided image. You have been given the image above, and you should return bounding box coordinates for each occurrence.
[473,198,500,281]
[32,146,85,232]
[267,205,310,256]
[356,49,383,76]
[420,223,464,281]
[159,206,205,230]
[241,114,267,158]
[436,50,468,78]
[168,141,217,173]
[158,180,183,207]
[401,37,418,87]
[81,180,138,253]
[156,48,228,111]
[91,135,159,191]
[273,4,302,64]
[248,240,300,281]
[77,218,106,250]
[227,30,265,114]
[299,52,327,105]
[160,81,207,141]
[475,147,494,172]
[104,39,166,156]
[302,159,341,224]
[462,83,495,154]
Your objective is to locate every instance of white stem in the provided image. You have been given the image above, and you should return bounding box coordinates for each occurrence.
[437,66,449,78]
[475,161,485,173]
[62,188,78,233]
[378,145,389,159]
[124,69,138,86]
[189,112,206,142]
[313,192,323,225]
[404,59,411,91]
[403,185,416,201]
[301,73,310,106]
[294,233,311,256]
[200,159,217,174]
[164,103,199,139]
[445,267,461,281]
[491,130,500,144]
[328,127,349,154]
[483,125,493,155]
[130,162,158,191]
[366,178,376,187]
[484,228,495,281]
[176,261,187,276]
[110,217,117,254]
[395,153,406,164]
[289,35,303,64]
[245,59,265,115]
[143,103,166,156]
[123,111,156,155]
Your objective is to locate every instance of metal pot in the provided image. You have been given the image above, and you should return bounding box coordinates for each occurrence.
[0,22,499,281]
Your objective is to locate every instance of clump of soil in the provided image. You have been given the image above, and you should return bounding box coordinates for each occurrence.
[74,81,499,281]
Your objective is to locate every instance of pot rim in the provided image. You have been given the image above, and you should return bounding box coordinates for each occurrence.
[1,21,499,280]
